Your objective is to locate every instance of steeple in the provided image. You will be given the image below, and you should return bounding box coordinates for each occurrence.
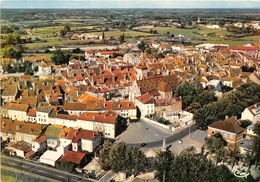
[136,52,147,69]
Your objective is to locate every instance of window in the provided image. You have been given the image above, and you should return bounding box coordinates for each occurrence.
[224,132,228,138]
[230,134,233,139]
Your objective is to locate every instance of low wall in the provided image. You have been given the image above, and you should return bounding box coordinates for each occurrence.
[142,117,171,131]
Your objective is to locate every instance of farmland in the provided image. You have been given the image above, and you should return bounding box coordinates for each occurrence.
[1,8,260,53]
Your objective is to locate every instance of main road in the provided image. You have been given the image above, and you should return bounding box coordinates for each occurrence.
[1,154,97,182]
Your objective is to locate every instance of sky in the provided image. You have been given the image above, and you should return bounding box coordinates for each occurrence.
[0,0,259,9]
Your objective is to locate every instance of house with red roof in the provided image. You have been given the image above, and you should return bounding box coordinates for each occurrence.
[15,122,46,145]
[103,101,136,118]
[4,140,32,158]
[95,50,125,58]
[57,151,87,171]
[135,93,155,117]
[59,128,79,149]
[0,118,24,142]
[72,129,101,152]
[32,135,47,153]
[77,111,118,139]
[208,116,244,145]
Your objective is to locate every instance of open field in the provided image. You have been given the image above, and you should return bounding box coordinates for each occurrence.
[2,23,259,50]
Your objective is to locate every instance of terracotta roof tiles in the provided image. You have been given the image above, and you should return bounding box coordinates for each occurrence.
[59,151,86,164]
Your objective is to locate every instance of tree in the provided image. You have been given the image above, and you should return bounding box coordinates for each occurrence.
[99,141,147,176]
[99,140,112,170]
[13,32,21,45]
[137,41,146,53]
[154,150,174,182]
[59,30,65,37]
[158,147,239,182]
[253,122,260,136]
[118,33,125,44]
[204,133,227,164]
[153,30,158,34]
[205,133,227,153]
[5,34,14,45]
[251,122,260,169]
[224,146,241,169]
[194,83,260,130]
[51,49,70,65]
[2,63,13,73]
[64,25,70,34]
[72,48,82,53]
[239,120,252,129]
[33,65,38,72]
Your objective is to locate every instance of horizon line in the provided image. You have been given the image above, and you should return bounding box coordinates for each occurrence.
[2,7,260,10]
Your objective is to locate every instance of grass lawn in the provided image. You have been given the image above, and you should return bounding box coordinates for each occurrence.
[1,175,24,182]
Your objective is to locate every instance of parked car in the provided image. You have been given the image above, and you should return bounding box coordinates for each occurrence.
[178,140,183,144]
[140,143,147,147]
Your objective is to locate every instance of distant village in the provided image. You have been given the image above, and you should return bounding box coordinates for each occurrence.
[1,39,260,174]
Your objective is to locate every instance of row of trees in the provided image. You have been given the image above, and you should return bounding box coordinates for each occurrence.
[51,48,86,65]
[175,81,217,113]
[2,60,35,75]
[193,82,260,130]
[154,147,252,182]
[98,140,255,181]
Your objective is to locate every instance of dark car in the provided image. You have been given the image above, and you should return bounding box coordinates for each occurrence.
[140,143,147,147]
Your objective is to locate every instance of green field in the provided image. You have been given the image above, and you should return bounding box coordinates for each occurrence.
[10,25,260,49]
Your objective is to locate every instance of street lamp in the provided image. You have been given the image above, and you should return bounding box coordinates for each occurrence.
[189,123,191,137]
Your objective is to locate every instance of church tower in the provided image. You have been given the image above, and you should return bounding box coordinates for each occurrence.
[135,52,148,80]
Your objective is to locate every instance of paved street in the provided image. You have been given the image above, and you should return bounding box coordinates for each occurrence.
[115,118,206,156]
[116,118,173,144]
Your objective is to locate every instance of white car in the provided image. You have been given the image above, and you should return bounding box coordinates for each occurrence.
[178,140,183,144]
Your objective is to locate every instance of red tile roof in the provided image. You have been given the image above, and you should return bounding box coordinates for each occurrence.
[34,135,46,144]
[75,74,84,81]
[72,129,99,142]
[59,128,78,140]
[136,93,154,104]
[59,151,86,165]
[103,101,136,110]
[137,75,179,94]
[63,103,87,111]
[27,109,36,116]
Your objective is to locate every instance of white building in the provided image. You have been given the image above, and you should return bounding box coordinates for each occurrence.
[8,103,28,121]
[38,61,52,75]
[32,135,47,153]
[36,106,53,125]
[241,102,260,124]
[123,53,140,64]
[77,112,118,139]
[103,101,136,118]
[135,93,155,117]
[39,150,62,166]
[72,129,101,152]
